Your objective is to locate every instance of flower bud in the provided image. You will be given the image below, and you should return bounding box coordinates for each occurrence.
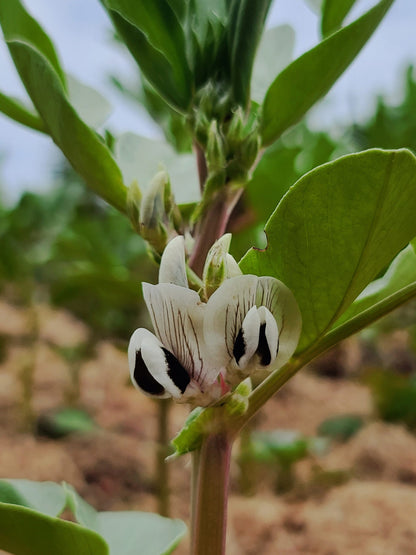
[139,171,170,253]
[226,107,245,149]
[206,120,225,172]
[126,180,142,233]
[202,233,241,298]
[240,131,260,170]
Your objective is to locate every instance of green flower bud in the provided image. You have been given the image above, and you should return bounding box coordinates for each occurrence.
[139,171,170,253]
[240,131,260,170]
[226,107,245,148]
[202,233,241,297]
[206,120,225,172]
[225,378,252,416]
[126,180,142,233]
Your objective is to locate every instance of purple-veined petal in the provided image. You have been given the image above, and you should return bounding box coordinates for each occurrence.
[204,274,259,368]
[142,282,219,388]
[256,276,302,370]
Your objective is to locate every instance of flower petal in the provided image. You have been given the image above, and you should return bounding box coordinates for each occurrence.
[158,235,188,287]
[204,274,259,368]
[233,305,261,369]
[128,328,192,398]
[256,305,279,365]
[142,282,218,387]
[256,276,302,370]
[128,328,170,398]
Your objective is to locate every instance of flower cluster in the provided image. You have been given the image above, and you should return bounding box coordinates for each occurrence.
[128,236,301,406]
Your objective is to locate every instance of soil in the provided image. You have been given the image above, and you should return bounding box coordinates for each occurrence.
[1,299,416,554]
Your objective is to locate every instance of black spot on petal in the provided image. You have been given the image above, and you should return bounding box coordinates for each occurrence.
[233,328,246,365]
[257,323,271,366]
[162,348,190,393]
[134,350,165,396]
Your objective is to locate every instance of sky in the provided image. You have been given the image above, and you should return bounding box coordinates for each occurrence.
[0,0,415,204]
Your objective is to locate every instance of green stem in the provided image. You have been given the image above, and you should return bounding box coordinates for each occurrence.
[189,187,242,277]
[191,432,233,555]
[0,91,47,134]
[156,398,171,517]
[20,284,38,432]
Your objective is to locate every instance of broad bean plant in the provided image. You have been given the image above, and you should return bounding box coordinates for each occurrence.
[2,0,416,554]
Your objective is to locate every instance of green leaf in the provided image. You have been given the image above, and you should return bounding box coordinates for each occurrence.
[103,0,191,110]
[228,0,273,106]
[0,480,67,517]
[251,430,308,465]
[251,25,295,104]
[0,90,46,132]
[333,240,416,329]
[240,149,416,351]
[65,485,186,555]
[36,408,97,439]
[171,407,207,456]
[303,0,324,13]
[6,40,126,212]
[260,0,394,145]
[247,123,336,226]
[317,414,364,441]
[0,502,109,555]
[0,0,65,86]
[67,75,112,129]
[321,0,358,37]
[116,132,200,204]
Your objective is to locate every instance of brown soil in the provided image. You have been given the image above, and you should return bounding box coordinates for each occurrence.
[1,300,416,554]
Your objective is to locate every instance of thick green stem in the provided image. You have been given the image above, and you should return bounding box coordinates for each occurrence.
[191,432,233,555]
[156,398,171,516]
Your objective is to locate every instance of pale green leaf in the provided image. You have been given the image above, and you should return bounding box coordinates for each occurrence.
[67,75,112,129]
[0,480,66,517]
[116,132,200,204]
[251,25,295,104]
[260,0,394,145]
[65,485,186,555]
[240,149,416,351]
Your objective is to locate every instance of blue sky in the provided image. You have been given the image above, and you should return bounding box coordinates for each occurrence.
[0,0,415,204]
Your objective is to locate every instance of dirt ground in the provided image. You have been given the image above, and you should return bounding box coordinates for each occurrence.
[1,299,416,554]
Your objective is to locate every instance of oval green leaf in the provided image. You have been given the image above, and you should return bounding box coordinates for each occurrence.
[0,502,109,555]
[0,479,67,517]
[260,0,394,145]
[65,485,186,555]
[240,149,416,351]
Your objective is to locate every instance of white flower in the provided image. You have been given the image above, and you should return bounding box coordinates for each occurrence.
[128,236,301,406]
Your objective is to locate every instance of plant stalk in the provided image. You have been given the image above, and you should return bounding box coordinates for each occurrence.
[189,188,242,277]
[156,398,171,516]
[191,432,233,555]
